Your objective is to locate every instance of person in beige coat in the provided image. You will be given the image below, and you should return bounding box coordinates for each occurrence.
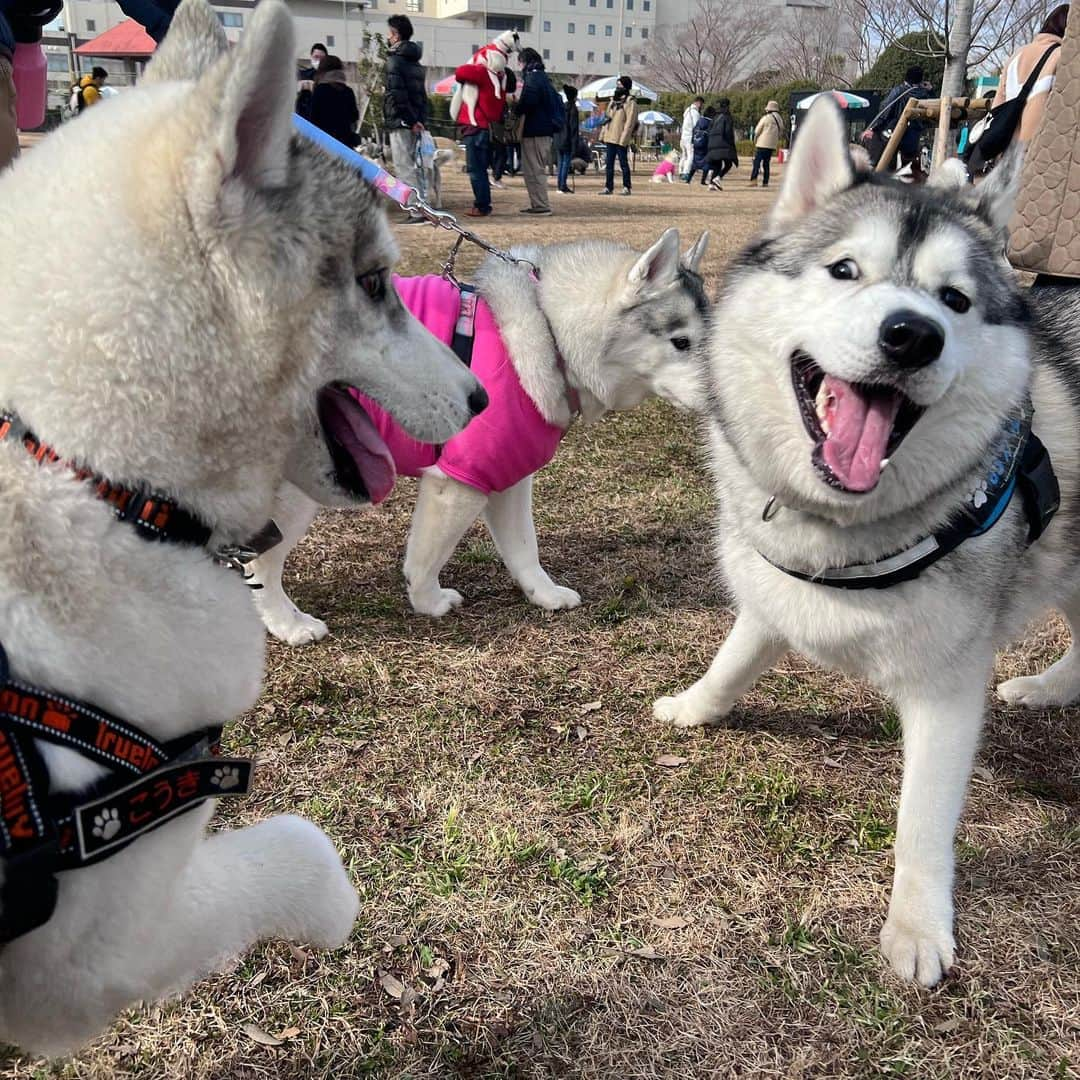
[750,99,784,187]
[992,4,1068,146]
[1008,3,1079,281]
[598,86,638,195]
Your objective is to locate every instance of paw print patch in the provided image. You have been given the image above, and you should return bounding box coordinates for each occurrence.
[969,479,988,509]
[92,807,122,841]
[211,766,240,790]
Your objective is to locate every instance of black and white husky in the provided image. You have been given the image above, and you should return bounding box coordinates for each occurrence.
[656,101,1078,986]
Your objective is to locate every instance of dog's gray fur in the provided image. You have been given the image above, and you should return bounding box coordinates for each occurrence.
[655,101,1080,985]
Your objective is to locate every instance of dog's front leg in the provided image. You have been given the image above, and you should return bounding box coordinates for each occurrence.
[247,482,326,645]
[653,611,786,727]
[484,476,581,611]
[881,661,991,986]
[405,468,487,616]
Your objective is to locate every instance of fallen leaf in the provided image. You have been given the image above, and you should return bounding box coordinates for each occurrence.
[277,730,294,748]
[379,973,405,1000]
[288,944,310,965]
[654,754,688,768]
[650,915,690,930]
[627,944,664,960]
[972,766,993,783]
[399,987,419,1010]
[934,1017,962,1034]
[822,756,844,768]
[248,970,267,988]
[574,725,589,741]
[275,1027,302,1040]
[425,958,451,980]
[241,1023,283,1047]
[580,700,602,714]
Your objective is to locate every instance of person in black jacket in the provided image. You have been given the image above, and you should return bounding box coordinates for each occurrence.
[384,13,427,215]
[685,105,714,185]
[554,82,579,193]
[704,97,737,190]
[515,47,559,214]
[310,55,359,148]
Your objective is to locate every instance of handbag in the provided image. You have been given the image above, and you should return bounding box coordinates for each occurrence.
[964,43,1060,172]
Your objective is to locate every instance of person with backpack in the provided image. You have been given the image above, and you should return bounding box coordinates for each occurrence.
[750,99,784,187]
[863,65,932,179]
[553,82,579,194]
[515,47,561,215]
[684,104,714,184]
[71,66,108,114]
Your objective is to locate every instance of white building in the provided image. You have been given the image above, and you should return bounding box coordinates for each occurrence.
[48,0,849,100]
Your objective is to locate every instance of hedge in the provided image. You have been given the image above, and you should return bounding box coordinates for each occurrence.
[656,80,822,142]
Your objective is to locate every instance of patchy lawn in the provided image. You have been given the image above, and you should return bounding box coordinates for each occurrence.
[5,166,1078,1080]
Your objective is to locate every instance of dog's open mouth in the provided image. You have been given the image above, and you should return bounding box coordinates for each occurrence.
[316,385,396,504]
[791,352,923,493]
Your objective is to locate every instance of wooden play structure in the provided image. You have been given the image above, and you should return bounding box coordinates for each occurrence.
[874,95,995,172]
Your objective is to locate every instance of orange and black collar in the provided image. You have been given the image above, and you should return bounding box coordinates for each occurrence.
[0,410,213,548]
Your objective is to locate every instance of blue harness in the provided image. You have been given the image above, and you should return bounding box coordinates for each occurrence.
[764,405,1060,590]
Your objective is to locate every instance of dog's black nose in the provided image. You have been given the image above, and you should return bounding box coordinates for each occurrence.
[467,386,489,416]
[878,310,945,369]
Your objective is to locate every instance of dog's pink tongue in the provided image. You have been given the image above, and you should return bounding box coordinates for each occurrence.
[820,376,902,492]
[320,387,396,504]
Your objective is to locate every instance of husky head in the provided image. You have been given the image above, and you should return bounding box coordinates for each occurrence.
[711,99,1030,517]
[0,0,483,539]
[531,229,711,418]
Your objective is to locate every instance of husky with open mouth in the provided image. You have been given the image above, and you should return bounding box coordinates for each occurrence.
[0,0,482,1054]
[655,100,1078,986]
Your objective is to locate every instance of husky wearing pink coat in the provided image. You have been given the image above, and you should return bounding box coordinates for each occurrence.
[248,229,712,641]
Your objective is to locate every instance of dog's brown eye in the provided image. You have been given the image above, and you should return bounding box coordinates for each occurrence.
[672,336,692,351]
[940,286,971,314]
[829,258,859,281]
[356,270,386,301]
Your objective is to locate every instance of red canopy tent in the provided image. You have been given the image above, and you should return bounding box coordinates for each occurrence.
[74,19,157,58]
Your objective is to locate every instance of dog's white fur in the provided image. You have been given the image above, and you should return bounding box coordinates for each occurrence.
[249,230,711,642]
[0,0,481,1054]
[655,102,1079,986]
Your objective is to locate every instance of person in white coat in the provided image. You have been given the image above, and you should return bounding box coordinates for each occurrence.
[679,96,703,179]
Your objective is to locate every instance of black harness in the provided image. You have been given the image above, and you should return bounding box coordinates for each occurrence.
[0,410,253,943]
[763,407,1060,590]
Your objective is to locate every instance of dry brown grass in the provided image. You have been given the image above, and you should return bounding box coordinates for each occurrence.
[5,167,1078,1080]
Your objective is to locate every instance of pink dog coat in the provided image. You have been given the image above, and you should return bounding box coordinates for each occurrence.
[353,275,567,495]
[652,159,676,177]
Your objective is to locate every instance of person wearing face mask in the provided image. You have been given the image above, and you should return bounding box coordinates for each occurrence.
[296,42,328,119]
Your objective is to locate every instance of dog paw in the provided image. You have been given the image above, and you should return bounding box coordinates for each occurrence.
[880,884,955,987]
[410,588,464,618]
[652,692,724,729]
[211,766,241,791]
[530,585,582,612]
[260,603,330,647]
[92,807,121,841]
[996,674,1078,708]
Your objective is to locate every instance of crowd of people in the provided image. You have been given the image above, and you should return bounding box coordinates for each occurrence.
[680,95,784,190]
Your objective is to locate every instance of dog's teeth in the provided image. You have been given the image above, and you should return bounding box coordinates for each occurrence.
[880,457,891,470]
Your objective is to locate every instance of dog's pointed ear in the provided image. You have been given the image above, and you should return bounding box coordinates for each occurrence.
[683,230,709,273]
[972,143,1024,237]
[142,0,227,84]
[768,98,854,232]
[628,228,681,295]
[202,0,296,190]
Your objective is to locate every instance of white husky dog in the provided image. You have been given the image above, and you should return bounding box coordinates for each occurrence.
[656,100,1076,986]
[0,0,482,1055]
[248,231,711,643]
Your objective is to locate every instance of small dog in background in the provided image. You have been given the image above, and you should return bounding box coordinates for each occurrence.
[651,150,680,183]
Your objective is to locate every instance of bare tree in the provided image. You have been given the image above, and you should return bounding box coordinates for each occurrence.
[776,5,859,86]
[639,0,773,93]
